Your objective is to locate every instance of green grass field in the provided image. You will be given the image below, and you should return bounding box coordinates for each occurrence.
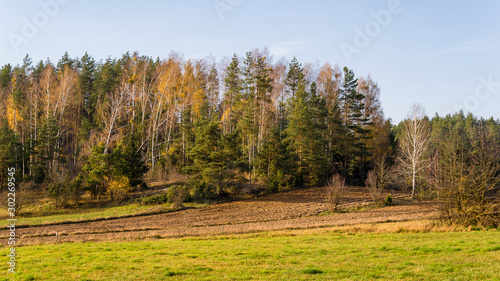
[1,229,499,280]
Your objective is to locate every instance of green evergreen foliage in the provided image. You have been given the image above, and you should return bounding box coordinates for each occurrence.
[223,54,241,133]
[384,194,392,206]
[0,119,23,189]
[285,81,330,185]
[256,126,295,191]
[78,52,96,125]
[34,115,62,183]
[111,133,149,189]
[185,121,241,198]
[338,67,371,182]
[0,64,12,88]
[81,143,110,198]
[284,57,305,97]
[94,58,121,107]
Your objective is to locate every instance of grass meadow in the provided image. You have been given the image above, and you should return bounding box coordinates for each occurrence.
[1,228,499,280]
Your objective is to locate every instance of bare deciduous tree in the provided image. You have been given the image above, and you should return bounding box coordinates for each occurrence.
[366,170,382,205]
[398,104,430,199]
[435,125,500,227]
[326,174,345,212]
[97,85,129,154]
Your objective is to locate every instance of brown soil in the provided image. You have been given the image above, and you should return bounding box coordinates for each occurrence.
[1,186,439,245]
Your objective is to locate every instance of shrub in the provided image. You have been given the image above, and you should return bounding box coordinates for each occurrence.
[385,194,393,206]
[136,193,169,205]
[168,185,188,209]
[107,176,131,203]
[8,181,35,215]
[47,176,83,208]
[188,180,218,201]
[136,185,188,207]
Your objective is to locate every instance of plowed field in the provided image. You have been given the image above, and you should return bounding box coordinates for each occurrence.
[1,186,438,245]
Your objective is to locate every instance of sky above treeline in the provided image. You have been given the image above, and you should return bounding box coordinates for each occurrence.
[1,0,499,123]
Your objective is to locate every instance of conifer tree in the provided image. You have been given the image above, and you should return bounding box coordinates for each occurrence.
[257,124,297,190]
[33,114,61,183]
[78,52,96,126]
[0,119,22,189]
[285,81,329,185]
[185,120,240,197]
[223,54,241,134]
[284,57,305,97]
[81,143,109,198]
[338,67,371,181]
[111,132,149,189]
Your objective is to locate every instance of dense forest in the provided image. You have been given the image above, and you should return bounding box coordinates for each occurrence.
[0,50,498,226]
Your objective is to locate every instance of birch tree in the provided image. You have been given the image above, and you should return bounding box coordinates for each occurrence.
[98,82,129,154]
[399,104,430,199]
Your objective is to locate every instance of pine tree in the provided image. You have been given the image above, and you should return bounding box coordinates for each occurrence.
[253,53,273,151]
[33,114,62,183]
[185,121,239,198]
[223,54,241,134]
[0,119,22,189]
[284,57,305,97]
[338,67,371,181]
[256,125,296,191]
[237,52,259,185]
[0,64,12,88]
[78,52,96,125]
[285,81,329,185]
[57,51,75,70]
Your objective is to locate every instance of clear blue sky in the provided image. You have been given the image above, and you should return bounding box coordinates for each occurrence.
[1,0,499,122]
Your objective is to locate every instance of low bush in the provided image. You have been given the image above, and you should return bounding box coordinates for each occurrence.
[136,185,188,207]
[385,194,393,206]
[47,176,83,208]
[107,176,131,203]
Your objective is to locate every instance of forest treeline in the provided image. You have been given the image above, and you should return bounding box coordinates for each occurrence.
[0,50,498,226]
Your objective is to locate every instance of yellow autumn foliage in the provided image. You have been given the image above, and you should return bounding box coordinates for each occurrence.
[107,176,131,202]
